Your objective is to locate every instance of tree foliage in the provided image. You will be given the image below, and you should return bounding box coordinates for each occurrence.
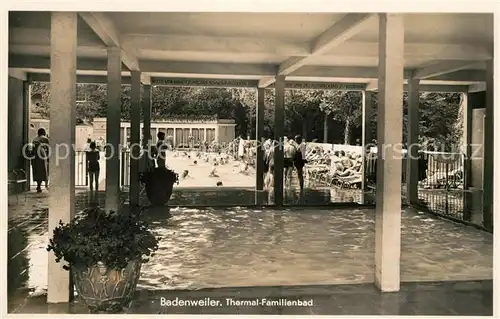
[30,82,463,148]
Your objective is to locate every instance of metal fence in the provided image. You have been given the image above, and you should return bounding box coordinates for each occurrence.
[28,149,480,227]
[365,150,474,224]
[30,150,132,188]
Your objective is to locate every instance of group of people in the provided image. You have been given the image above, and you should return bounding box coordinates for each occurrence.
[263,135,307,191]
[29,129,103,192]
[304,147,364,184]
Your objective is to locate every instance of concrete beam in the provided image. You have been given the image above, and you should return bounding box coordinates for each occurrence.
[25,72,471,92]
[122,34,310,56]
[365,80,468,93]
[278,14,374,76]
[152,77,258,88]
[8,68,27,81]
[412,61,482,80]
[140,60,278,76]
[365,80,378,91]
[9,54,486,83]
[9,25,492,62]
[328,42,492,61]
[141,74,152,85]
[78,12,140,72]
[27,72,132,84]
[9,27,104,47]
[294,66,485,82]
[468,82,486,92]
[275,81,367,90]
[9,54,127,71]
[258,77,276,88]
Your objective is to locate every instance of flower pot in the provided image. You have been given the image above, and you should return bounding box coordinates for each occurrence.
[143,167,176,206]
[73,260,142,313]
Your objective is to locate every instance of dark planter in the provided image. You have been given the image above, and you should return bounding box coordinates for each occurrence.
[142,167,177,206]
[73,260,142,313]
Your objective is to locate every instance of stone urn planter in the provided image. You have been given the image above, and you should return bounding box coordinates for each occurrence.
[141,167,179,206]
[73,260,142,312]
[46,207,159,313]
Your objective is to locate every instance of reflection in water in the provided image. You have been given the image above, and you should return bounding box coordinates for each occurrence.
[8,189,491,306]
[8,227,30,295]
[7,198,494,301]
[136,206,492,290]
[167,187,374,206]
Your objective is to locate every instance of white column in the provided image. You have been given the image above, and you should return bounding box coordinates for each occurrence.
[47,12,77,303]
[23,81,31,190]
[105,47,122,212]
[129,71,141,206]
[406,78,420,205]
[215,125,220,144]
[189,128,193,149]
[463,93,472,221]
[375,13,404,292]
[361,91,373,192]
[483,59,493,231]
[155,127,159,144]
[274,75,285,205]
[173,128,177,148]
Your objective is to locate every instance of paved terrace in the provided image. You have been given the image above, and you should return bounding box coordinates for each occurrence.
[8,190,493,314]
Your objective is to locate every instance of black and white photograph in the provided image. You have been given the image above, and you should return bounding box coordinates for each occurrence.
[3,0,497,315]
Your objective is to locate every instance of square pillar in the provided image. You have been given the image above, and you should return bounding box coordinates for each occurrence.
[274,76,285,205]
[463,93,472,221]
[255,88,265,195]
[215,125,220,144]
[23,81,31,191]
[129,71,141,206]
[483,59,493,231]
[47,12,77,303]
[361,91,374,191]
[173,128,177,148]
[105,47,122,212]
[374,13,404,292]
[406,78,420,205]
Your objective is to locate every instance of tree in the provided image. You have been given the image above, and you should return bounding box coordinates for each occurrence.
[284,89,323,140]
[29,81,463,149]
[319,91,363,144]
[30,82,50,118]
[418,92,462,151]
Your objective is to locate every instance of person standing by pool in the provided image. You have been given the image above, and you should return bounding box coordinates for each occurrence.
[86,141,100,191]
[31,128,50,192]
[154,131,169,168]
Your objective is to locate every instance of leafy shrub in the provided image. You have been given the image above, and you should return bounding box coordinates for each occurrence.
[47,207,160,271]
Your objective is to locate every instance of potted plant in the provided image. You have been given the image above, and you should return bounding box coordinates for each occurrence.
[140,166,179,206]
[46,207,160,313]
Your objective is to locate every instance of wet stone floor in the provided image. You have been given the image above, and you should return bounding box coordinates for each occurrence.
[7,189,493,315]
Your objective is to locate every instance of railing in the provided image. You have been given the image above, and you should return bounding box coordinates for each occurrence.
[365,150,474,225]
[27,148,480,228]
[30,150,132,188]
[29,151,88,187]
